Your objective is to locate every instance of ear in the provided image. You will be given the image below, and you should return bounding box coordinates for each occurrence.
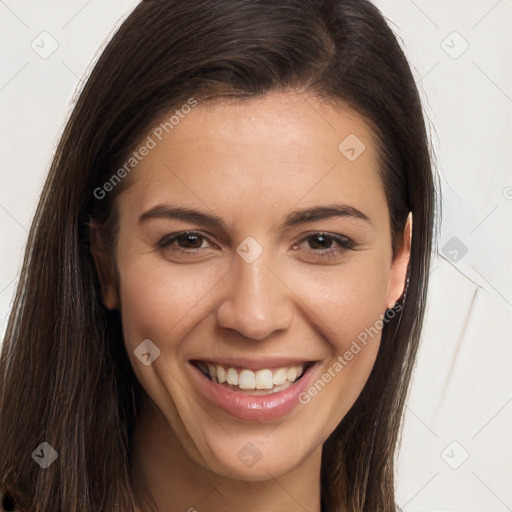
[89,220,120,310]
[385,212,412,309]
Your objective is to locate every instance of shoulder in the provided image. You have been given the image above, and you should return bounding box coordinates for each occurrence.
[0,482,28,512]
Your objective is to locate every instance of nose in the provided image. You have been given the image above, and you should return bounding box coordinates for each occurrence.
[216,248,295,340]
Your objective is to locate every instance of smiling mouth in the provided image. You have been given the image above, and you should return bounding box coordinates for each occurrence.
[190,360,315,395]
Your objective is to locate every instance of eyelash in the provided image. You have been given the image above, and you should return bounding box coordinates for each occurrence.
[157,231,355,259]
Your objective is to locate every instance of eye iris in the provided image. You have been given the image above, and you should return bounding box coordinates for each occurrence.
[178,233,202,248]
[309,234,332,250]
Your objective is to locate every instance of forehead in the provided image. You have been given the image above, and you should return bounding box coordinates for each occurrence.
[116,91,386,225]
[143,91,378,163]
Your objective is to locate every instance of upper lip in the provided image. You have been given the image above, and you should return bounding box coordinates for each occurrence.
[189,356,317,371]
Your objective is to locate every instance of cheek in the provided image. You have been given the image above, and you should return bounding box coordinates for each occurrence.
[291,253,390,346]
[289,258,389,437]
[115,257,228,422]
[116,254,225,350]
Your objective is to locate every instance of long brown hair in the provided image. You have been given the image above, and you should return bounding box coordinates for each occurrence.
[0,1,434,511]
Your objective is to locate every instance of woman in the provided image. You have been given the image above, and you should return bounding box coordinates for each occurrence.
[0,0,434,511]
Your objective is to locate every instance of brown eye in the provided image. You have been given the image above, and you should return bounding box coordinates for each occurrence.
[174,233,204,249]
[291,232,355,263]
[301,232,354,251]
[307,233,336,250]
[157,231,216,254]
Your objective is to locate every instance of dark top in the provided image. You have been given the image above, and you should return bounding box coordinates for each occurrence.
[0,482,26,512]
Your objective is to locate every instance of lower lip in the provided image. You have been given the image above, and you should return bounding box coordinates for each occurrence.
[188,362,318,421]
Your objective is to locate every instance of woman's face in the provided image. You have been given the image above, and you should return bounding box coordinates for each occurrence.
[98,91,410,480]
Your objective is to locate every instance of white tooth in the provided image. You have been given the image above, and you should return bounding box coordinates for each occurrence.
[238,369,256,389]
[255,369,273,389]
[207,363,217,381]
[286,366,297,382]
[226,368,239,386]
[296,365,304,378]
[273,368,287,386]
[216,365,226,383]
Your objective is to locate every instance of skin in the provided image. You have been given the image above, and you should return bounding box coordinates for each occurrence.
[91,91,411,512]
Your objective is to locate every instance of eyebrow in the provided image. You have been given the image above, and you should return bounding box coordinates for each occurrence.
[139,203,371,230]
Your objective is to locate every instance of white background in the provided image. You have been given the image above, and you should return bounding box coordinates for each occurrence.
[1,1,511,510]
